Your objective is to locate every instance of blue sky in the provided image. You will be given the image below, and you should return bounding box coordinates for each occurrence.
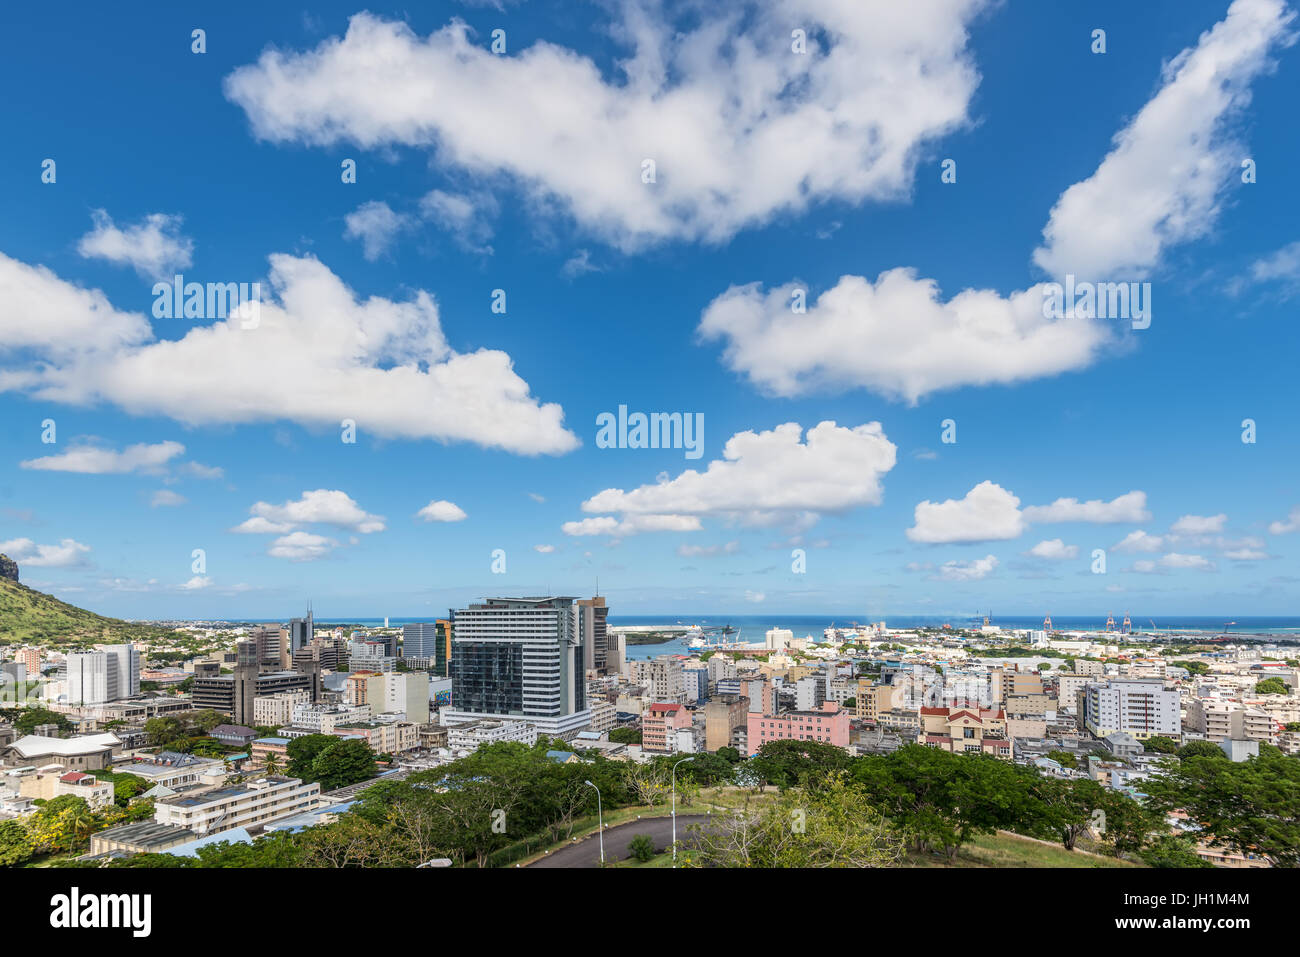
[1,0,1299,620]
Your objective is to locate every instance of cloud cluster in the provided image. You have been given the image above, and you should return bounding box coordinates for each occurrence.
[567,421,897,537]
[1033,0,1296,279]
[417,500,468,523]
[232,489,385,560]
[0,250,576,455]
[699,273,1111,403]
[224,2,988,248]
[0,537,91,568]
[77,210,194,280]
[696,0,1293,403]
[907,482,1148,544]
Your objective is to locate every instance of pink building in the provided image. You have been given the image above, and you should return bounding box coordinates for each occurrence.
[747,702,851,755]
[642,703,692,753]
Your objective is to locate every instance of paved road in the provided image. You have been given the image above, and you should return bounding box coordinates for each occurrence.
[528,813,713,867]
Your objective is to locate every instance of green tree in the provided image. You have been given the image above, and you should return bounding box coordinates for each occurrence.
[1142,736,1179,755]
[308,740,377,791]
[286,734,339,779]
[609,727,641,745]
[13,707,73,736]
[1140,834,1214,869]
[687,773,904,868]
[1254,677,1289,696]
[1047,750,1078,769]
[1178,741,1227,761]
[0,819,34,867]
[716,746,741,764]
[1144,746,1300,867]
[628,833,656,862]
[748,739,853,791]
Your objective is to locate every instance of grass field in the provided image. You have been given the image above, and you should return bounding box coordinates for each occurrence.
[907,831,1144,868]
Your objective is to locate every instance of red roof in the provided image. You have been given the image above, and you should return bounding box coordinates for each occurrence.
[59,772,91,783]
[648,703,682,713]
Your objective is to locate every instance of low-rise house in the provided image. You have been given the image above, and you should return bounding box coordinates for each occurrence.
[209,724,258,747]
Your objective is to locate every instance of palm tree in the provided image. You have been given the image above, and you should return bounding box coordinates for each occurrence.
[262,753,282,776]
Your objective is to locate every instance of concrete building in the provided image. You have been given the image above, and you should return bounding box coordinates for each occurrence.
[642,703,693,753]
[1083,679,1180,740]
[1,732,122,771]
[444,597,591,737]
[628,656,685,703]
[746,702,850,755]
[154,775,324,835]
[446,718,537,751]
[65,644,140,705]
[327,720,419,754]
[290,703,370,734]
[254,690,312,728]
[703,696,749,752]
[919,706,1013,758]
[14,767,114,809]
[114,751,226,791]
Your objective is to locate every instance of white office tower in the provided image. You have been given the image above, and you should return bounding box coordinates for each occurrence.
[443,597,591,737]
[765,628,794,651]
[66,643,140,705]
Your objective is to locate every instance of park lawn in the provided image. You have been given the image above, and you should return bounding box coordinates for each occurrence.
[907,831,1145,868]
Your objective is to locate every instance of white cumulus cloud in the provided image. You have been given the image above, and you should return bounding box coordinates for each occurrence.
[0,250,576,455]
[417,500,468,523]
[1034,0,1296,279]
[76,209,194,279]
[224,3,989,248]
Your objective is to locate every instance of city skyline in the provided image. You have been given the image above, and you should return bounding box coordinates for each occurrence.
[3,0,1300,621]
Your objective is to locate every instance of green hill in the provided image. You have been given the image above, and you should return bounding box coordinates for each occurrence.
[0,560,179,647]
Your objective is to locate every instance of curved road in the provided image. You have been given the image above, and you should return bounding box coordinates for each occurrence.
[528,814,712,867]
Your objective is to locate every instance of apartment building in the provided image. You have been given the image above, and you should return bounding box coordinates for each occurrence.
[746,702,850,755]
[328,720,419,754]
[15,767,114,809]
[254,690,313,728]
[153,775,323,835]
[290,703,370,734]
[628,656,685,703]
[1185,699,1278,744]
[703,696,749,752]
[447,718,537,751]
[587,699,617,734]
[643,703,693,753]
[1084,679,1180,740]
[65,644,140,705]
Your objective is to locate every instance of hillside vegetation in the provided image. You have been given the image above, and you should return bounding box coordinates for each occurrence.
[0,573,178,647]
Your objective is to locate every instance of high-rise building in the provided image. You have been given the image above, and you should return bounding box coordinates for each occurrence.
[288,607,314,655]
[65,644,140,705]
[576,596,610,672]
[444,597,590,737]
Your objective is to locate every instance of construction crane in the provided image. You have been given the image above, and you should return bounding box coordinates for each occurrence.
[1122,613,1131,634]
[1105,613,1116,633]
[1043,614,1053,632]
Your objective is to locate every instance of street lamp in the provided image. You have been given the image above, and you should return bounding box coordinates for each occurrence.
[584,780,604,866]
[671,756,695,865]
